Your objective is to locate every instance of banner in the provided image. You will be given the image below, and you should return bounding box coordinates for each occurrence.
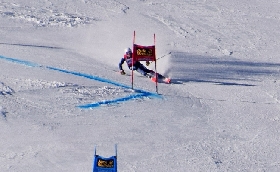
[133,44,156,61]
[93,145,117,172]
[93,155,117,172]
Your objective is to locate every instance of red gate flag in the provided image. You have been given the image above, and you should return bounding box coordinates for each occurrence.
[132,44,156,62]
[131,31,158,93]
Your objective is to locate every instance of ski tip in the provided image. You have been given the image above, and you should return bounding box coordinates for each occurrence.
[164,78,171,84]
[151,77,171,83]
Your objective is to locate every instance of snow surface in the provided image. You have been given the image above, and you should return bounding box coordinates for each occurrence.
[1,0,280,171]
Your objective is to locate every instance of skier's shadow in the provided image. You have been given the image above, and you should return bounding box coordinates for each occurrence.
[170,78,255,86]
[165,52,280,86]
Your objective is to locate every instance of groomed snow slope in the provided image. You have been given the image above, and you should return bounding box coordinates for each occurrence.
[1,0,280,171]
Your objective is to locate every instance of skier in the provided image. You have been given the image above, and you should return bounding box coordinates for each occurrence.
[118,47,171,83]
[119,47,154,77]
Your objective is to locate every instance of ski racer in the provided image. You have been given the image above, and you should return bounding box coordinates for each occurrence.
[119,47,154,77]
[118,47,171,83]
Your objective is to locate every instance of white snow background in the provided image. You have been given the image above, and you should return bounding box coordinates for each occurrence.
[1,0,280,171]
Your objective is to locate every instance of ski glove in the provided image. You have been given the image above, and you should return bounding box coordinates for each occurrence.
[120,70,126,75]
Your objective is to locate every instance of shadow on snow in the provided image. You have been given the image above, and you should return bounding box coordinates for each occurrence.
[167,52,280,86]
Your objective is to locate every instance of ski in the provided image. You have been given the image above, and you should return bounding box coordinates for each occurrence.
[147,72,171,84]
[115,69,171,83]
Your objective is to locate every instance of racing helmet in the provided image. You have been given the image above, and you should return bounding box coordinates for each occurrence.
[124,47,132,54]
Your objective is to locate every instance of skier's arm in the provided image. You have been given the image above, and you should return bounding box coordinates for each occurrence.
[119,58,126,75]
[119,58,125,70]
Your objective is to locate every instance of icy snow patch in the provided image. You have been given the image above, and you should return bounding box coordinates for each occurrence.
[0,82,14,95]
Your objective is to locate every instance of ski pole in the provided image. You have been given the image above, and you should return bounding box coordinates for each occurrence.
[146,52,171,66]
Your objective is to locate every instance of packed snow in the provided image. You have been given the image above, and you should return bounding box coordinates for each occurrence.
[1,0,280,171]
